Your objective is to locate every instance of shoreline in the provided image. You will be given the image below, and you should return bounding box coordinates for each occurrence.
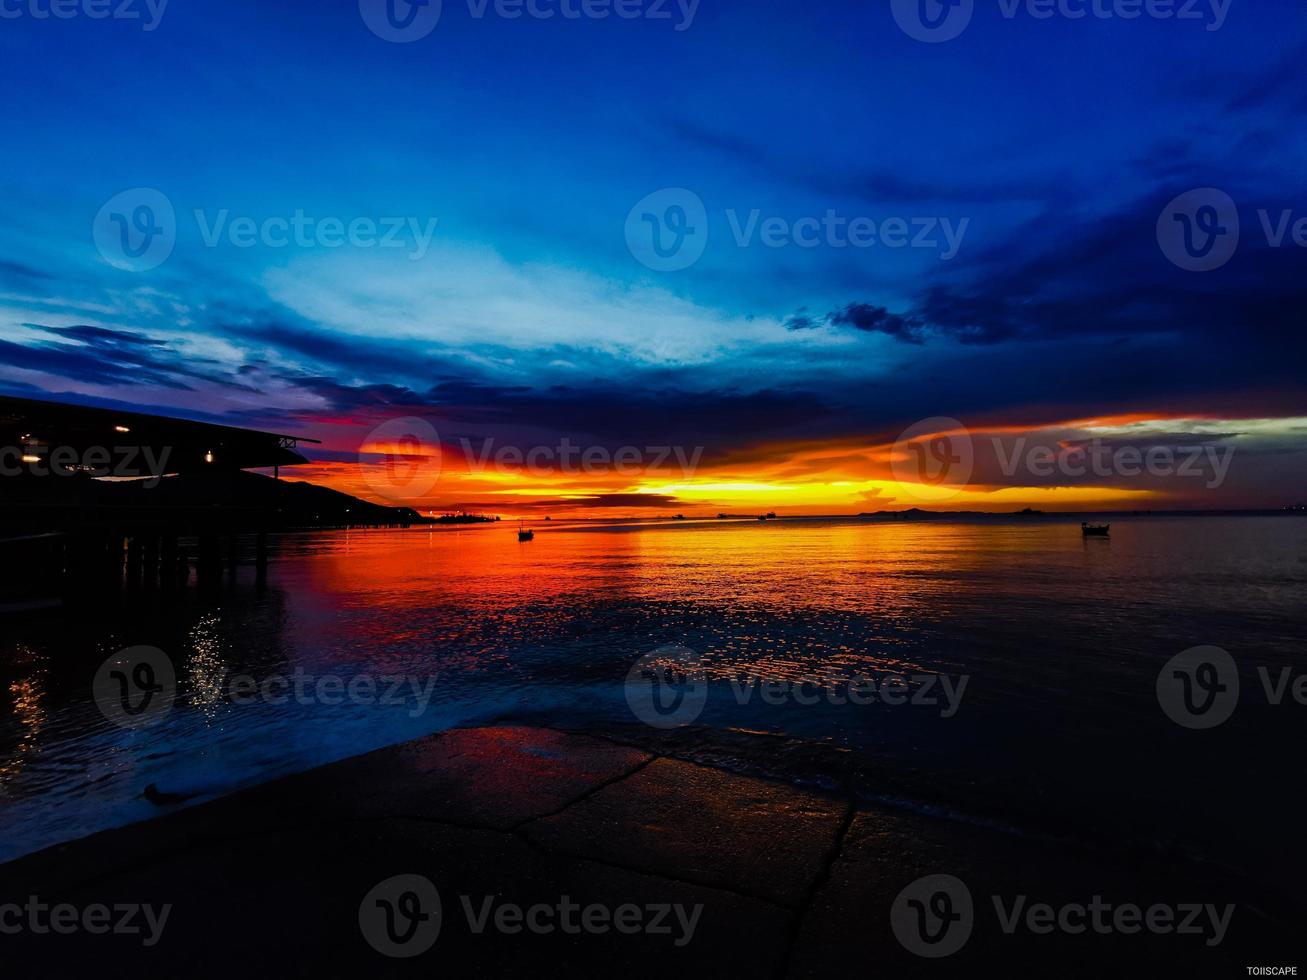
[0,723,1295,975]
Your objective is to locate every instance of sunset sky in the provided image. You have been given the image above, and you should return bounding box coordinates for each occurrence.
[2,0,1304,514]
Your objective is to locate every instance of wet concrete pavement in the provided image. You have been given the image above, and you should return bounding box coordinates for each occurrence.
[0,725,1296,977]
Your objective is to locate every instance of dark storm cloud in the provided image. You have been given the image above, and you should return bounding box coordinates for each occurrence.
[1060,432,1242,452]
[257,371,835,465]
[1221,40,1307,113]
[788,303,925,344]
[451,494,688,512]
[228,318,465,384]
[5,179,1302,481]
[423,383,833,452]
[41,324,170,350]
[282,377,432,412]
[0,386,266,428]
[0,259,53,283]
[782,310,818,332]
[814,189,1307,385]
[0,329,194,391]
[2,324,261,393]
[1128,139,1208,185]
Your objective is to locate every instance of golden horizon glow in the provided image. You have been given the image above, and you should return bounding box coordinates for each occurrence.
[275,413,1304,517]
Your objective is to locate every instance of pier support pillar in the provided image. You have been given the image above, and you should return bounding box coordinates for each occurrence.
[197,534,220,590]
[125,537,143,589]
[142,536,159,589]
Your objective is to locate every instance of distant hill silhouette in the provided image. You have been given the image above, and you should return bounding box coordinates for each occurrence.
[1,468,431,531]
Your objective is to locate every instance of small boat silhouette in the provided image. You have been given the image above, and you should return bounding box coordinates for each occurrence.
[517,521,535,541]
[1081,522,1110,537]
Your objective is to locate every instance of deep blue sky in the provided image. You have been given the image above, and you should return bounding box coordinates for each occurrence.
[2,0,1304,509]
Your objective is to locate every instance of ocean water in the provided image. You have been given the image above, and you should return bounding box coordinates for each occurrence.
[1,514,1304,895]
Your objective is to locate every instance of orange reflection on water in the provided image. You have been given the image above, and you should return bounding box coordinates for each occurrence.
[276,519,1092,683]
[1,651,47,787]
[298,520,1045,604]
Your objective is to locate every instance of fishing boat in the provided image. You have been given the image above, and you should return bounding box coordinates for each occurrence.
[758,515,768,521]
[766,512,777,519]
[517,521,535,542]
[1081,522,1110,537]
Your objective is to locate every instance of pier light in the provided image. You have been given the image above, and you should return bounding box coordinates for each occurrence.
[114,425,131,433]
[21,454,41,464]
[204,450,215,464]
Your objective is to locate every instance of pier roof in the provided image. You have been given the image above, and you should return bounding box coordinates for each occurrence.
[0,394,318,474]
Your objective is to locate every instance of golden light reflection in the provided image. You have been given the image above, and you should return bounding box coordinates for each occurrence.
[1,650,47,787]
[287,518,1105,687]
[188,611,227,718]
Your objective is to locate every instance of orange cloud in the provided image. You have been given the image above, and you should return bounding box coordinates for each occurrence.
[272,410,1302,517]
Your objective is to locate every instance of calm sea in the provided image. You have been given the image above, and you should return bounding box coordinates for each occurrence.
[2,515,1304,895]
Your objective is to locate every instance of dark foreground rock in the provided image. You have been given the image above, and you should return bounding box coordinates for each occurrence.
[0,726,1297,977]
